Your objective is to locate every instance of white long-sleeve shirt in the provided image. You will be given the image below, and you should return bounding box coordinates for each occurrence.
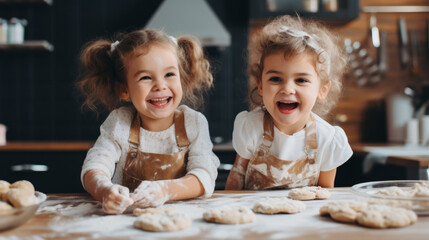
[81,105,220,197]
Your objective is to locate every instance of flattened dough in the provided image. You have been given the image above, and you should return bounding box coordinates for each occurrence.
[253,197,306,214]
[320,201,417,228]
[289,186,331,200]
[134,211,191,232]
[356,204,417,228]
[203,206,255,224]
[319,201,367,223]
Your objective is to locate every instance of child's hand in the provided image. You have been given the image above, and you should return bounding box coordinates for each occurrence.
[130,180,168,208]
[100,183,134,214]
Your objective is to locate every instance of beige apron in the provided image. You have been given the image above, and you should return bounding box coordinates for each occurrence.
[122,110,189,192]
[244,112,319,190]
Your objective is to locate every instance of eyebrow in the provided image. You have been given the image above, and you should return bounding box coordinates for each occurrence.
[133,66,178,78]
[264,70,312,76]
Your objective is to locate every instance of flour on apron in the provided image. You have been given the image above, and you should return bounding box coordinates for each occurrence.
[244,112,319,190]
[122,110,189,192]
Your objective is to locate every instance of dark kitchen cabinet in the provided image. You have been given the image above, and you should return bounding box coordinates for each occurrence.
[250,0,359,21]
[0,142,90,193]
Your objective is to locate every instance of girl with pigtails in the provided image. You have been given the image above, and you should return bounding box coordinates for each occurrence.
[77,29,219,214]
[225,15,352,190]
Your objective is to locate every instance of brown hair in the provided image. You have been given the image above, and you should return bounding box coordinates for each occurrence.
[77,29,213,112]
[248,15,348,118]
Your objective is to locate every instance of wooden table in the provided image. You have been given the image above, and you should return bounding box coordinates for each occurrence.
[0,189,428,240]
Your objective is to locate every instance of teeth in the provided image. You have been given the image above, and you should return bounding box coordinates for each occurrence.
[151,97,169,102]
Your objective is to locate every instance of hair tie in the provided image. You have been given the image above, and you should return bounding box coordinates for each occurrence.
[278,26,330,74]
[110,41,119,52]
[169,36,177,45]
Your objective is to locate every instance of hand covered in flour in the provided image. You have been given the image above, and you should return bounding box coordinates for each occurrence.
[130,180,168,208]
[100,183,134,214]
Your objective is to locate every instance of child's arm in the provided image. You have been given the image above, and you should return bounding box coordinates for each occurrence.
[131,174,204,208]
[317,168,337,188]
[83,169,134,214]
[225,154,250,190]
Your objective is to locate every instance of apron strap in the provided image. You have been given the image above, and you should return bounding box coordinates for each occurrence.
[305,114,317,150]
[174,110,190,148]
[128,111,141,147]
[128,109,191,148]
[263,111,274,144]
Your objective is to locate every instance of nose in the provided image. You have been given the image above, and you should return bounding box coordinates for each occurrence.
[281,80,296,94]
[153,77,167,91]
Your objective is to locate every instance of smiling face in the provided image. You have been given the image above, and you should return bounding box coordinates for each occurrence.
[258,51,330,135]
[121,44,182,131]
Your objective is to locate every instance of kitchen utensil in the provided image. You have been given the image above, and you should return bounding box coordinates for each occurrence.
[405,118,419,146]
[0,192,46,231]
[352,180,429,215]
[377,31,388,76]
[386,92,414,143]
[398,16,410,69]
[409,31,420,76]
[370,15,380,48]
[420,115,429,146]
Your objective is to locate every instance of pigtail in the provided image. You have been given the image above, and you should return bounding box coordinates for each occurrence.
[176,36,213,110]
[77,39,122,112]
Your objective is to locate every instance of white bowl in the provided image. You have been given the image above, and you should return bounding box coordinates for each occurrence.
[0,191,47,231]
[351,180,429,215]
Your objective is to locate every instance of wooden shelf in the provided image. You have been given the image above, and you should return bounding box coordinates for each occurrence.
[0,141,93,151]
[0,40,54,51]
[250,0,359,22]
[0,0,52,5]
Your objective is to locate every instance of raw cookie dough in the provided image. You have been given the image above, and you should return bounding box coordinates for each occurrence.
[7,188,35,208]
[10,180,35,195]
[356,204,417,228]
[289,186,331,200]
[0,180,10,202]
[133,205,176,216]
[320,201,417,228]
[320,201,367,223]
[0,201,13,215]
[133,211,191,232]
[253,197,306,214]
[203,206,255,224]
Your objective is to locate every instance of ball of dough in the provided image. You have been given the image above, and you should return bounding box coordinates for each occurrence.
[7,188,35,208]
[0,180,10,202]
[10,180,35,195]
[0,201,13,215]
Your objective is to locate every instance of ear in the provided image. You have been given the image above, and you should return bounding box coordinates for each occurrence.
[318,81,331,100]
[257,80,263,96]
[118,83,130,101]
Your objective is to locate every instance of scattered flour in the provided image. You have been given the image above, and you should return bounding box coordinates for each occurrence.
[0,189,424,240]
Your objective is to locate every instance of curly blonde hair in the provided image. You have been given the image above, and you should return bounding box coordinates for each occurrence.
[248,15,348,118]
[77,29,213,112]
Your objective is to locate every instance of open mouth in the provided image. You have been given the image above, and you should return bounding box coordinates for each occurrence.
[148,97,172,107]
[277,101,298,112]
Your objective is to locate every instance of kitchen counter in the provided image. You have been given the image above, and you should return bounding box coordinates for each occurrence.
[351,143,429,180]
[0,189,427,240]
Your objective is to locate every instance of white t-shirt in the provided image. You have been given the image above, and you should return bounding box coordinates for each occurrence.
[233,107,353,172]
[81,105,220,197]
